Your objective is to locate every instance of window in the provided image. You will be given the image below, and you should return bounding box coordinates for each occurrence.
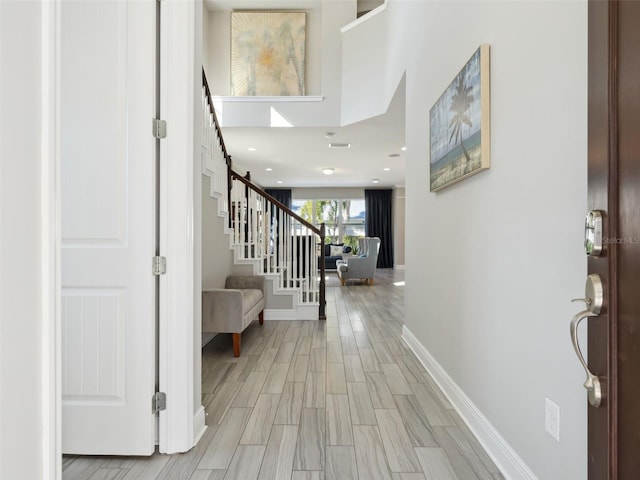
[292,199,365,252]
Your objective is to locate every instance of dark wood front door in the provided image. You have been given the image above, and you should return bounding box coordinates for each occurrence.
[588,1,640,478]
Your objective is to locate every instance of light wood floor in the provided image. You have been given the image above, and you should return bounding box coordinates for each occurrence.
[63,269,504,480]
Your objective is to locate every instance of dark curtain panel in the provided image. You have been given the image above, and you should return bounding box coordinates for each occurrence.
[264,188,292,222]
[264,189,292,263]
[365,189,393,268]
[264,188,291,209]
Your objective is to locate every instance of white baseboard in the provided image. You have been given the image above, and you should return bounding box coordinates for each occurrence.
[395,264,405,270]
[401,326,536,480]
[193,406,207,446]
[264,306,319,321]
[294,305,320,320]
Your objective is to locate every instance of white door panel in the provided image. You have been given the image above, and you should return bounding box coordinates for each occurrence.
[61,0,156,455]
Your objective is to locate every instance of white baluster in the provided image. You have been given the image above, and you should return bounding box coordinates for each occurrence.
[282,213,287,289]
[252,190,258,257]
[266,200,272,273]
[286,215,291,290]
[311,232,316,302]
[292,219,297,291]
[242,185,248,258]
[262,197,268,272]
[302,227,308,303]
[276,210,284,288]
[234,180,239,247]
[231,179,236,245]
[222,151,228,213]
[247,188,252,255]
[236,184,240,251]
[285,213,288,287]
[253,193,262,258]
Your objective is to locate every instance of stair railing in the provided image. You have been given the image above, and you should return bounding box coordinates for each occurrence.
[229,172,326,319]
[202,69,232,222]
[202,69,326,320]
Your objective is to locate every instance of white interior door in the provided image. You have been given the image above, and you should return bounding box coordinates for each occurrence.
[60,0,157,455]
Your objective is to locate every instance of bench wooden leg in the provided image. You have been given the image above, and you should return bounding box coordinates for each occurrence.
[340,278,345,286]
[232,333,241,357]
[368,278,374,285]
[259,310,264,325]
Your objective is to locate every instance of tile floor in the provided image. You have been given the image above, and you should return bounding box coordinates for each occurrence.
[63,269,504,480]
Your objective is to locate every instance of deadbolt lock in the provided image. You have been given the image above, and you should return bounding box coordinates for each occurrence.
[584,210,603,256]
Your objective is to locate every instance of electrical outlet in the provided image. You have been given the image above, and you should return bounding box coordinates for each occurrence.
[545,397,560,441]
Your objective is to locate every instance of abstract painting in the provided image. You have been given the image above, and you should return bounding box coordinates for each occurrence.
[429,45,490,192]
[231,11,306,96]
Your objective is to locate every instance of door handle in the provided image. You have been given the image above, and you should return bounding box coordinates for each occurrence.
[570,274,604,408]
[570,309,602,407]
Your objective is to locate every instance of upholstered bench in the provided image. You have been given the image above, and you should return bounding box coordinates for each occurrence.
[202,275,265,356]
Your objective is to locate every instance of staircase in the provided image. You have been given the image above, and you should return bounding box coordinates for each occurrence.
[201,70,326,320]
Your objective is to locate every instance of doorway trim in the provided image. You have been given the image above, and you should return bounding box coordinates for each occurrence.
[157,0,204,453]
[42,0,61,477]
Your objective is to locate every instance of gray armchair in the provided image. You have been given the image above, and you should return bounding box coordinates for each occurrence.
[336,237,381,286]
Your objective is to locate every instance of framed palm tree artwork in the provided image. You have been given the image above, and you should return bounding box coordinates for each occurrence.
[429,45,490,192]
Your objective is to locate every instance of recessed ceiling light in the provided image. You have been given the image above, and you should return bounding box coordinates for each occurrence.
[265,167,273,171]
[248,147,256,151]
[325,132,335,138]
[322,168,335,175]
[388,153,400,158]
[277,180,283,184]
[383,168,391,171]
[329,143,351,149]
[401,146,407,151]
[372,179,380,184]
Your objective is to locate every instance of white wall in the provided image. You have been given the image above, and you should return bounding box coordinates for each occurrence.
[341,2,406,126]
[343,1,588,478]
[1,1,57,478]
[202,176,236,289]
[341,4,389,125]
[203,1,356,128]
[393,186,405,267]
[293,186,364,200]
[203,6,228,96]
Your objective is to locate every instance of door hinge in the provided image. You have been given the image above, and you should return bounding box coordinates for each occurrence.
[152,256,167,275]
[152,392,166,414]
[153,118,167,139]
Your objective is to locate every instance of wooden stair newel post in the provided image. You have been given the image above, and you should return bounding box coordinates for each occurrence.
[319,223,326,320]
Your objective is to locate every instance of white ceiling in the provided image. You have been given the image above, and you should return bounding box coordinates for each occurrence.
[205,0,406,189]
[221,82,406,188]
